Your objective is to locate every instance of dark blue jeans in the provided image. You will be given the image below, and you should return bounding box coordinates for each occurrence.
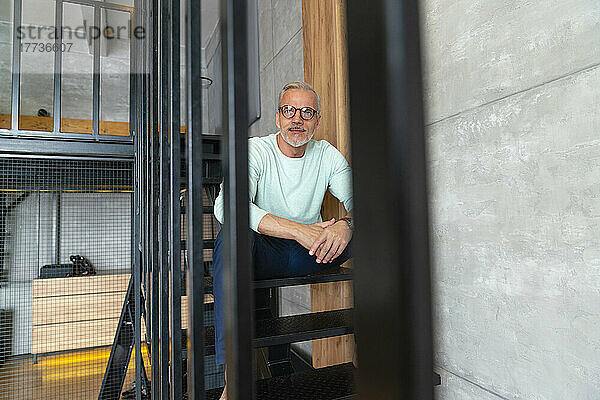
[212,229,352,365]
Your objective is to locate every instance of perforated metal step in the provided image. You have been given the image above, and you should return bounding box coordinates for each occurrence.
[185,308,353,357]
[180,205,214,214]
[255,265,353,289]
[180,239,215,250]
[205,362,357,400]
[202,265,353,293]
[254,308,353,348]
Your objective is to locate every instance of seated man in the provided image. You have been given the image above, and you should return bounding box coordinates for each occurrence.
[213,81,354,399]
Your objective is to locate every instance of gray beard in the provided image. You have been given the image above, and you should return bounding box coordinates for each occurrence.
[281,129,314,148]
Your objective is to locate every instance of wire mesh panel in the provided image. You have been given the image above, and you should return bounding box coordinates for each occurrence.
[0,156,140,400]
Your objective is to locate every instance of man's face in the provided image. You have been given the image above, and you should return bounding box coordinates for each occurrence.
[275,89,321,147]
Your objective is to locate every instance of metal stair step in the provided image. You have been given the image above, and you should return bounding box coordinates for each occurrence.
[202,265,353,292]
[181,239,215,250]
[205,362,357,400]
[255,265,353,289]
[180,205,214,214]
[183,308,353,358]
[254,308,353,348]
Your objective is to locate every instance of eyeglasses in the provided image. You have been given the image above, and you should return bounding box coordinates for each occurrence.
[278,105,318,121]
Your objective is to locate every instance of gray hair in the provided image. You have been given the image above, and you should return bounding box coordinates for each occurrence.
[277,81,321,113]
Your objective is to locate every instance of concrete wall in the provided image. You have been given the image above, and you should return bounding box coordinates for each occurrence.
[248,0,305,138]
[421,1,600,399]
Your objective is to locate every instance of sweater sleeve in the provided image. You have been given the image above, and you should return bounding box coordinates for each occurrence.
[213,139,269,233]
[326,144,354,213]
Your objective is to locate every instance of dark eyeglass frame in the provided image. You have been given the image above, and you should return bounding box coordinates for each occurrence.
[278,105,319,121]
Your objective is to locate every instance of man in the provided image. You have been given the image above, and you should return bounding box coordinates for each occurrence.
[213,81,354,399]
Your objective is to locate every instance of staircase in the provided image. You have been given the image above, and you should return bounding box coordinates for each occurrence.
[137,134,440,399]
[203,268,357,399]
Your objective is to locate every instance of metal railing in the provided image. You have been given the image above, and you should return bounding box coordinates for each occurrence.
[133,0,435,399]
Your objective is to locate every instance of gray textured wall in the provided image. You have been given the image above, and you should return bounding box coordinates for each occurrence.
[422,1,600,399]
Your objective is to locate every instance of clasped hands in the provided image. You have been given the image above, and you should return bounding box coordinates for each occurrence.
[294,218,352,264]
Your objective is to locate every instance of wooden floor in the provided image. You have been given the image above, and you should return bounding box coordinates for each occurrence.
[0,346,149,400]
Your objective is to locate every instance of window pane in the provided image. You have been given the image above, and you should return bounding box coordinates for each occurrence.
[60,2,94,134]
[0,0,13,129]
[19,0,56,132]
[108,0,133,6]
[99,9,130,136]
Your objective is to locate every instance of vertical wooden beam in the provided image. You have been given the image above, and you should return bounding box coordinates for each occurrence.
[302,0,354,369]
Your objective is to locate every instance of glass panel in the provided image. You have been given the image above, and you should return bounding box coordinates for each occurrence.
[60,2,93,134]
[108,0,133,6]
[0,0,13,129]
[99,8,130,136]
[19,0,56,131]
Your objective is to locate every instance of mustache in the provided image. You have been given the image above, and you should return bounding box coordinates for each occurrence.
[286,126,307,133]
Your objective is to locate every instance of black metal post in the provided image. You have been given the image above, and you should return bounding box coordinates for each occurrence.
[143,0,153,362]
[158,0,171,396]
[346,1,434,399]
[168,0,183,395]
[132,2,144,399]
[55,192,61,264]
[10,0,22,131]
[92,6,101,137]
[149,0,161,395]
[221,0,254,398]
[53,0,63,133]
[185,0,206,398]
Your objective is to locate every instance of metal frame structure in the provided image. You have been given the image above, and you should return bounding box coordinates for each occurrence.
[185,0,207,398]
[167,0,183,395]
[1,0,435,398]
[5,0,134,142]
[135,0,434,399]
[2,1,140,399]
[134,0,208,397]
[134,0,255,397]
[132,0,145,399]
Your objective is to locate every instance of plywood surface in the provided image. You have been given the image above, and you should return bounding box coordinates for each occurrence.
[33,274,130,298]
[32,318,124,354]
[33,292,126,325]
[31,273,214,354]
[303,0,355,368]
[0,113,190,136]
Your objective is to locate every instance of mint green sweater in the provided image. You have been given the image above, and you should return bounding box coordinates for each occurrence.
[214,132,353,232]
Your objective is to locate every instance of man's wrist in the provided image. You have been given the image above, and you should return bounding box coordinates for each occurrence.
[338,216,354,232]
[289,220,304,240]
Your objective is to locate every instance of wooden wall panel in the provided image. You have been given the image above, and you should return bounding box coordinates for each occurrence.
[302,0,355,369]
[0,113,131,136]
